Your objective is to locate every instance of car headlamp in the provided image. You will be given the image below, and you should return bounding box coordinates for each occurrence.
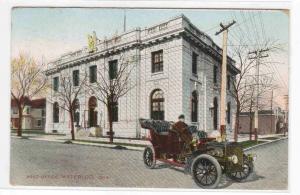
[228,155,239,164]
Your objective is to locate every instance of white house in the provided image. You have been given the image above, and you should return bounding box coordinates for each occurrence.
[11,98,46,131]
[44,14,239,138]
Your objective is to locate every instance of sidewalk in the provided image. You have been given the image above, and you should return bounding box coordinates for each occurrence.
[11,132,287,151]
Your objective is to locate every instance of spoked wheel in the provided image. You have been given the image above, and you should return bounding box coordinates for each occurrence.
[143,146,156,169]
[191,154,222,189]
[227,155,253,182]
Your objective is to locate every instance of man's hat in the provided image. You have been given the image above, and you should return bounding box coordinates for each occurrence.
[178,114,185,119]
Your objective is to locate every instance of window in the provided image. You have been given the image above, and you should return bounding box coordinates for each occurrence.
[227,102,231,124]
[227,75,231,90]
[213,66,217,84]
[41,109,45,117]
[53,77,59,91]
[112,101,118,122]
[109,60,118,80]
[13,108,18,114]
[191,91,198,122]
[53,102,59,123]
[89,65,97,83]
[37,119,42,127]
[192,52,198,75]
[150,89,164,120]
[26,107,30,114]
[88,96,97,127]
[73,99,80,126]
[73,70,79,86]
[152,50,163,73]
[213,97,218,130]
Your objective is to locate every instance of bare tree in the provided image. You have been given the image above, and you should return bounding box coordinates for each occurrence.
[229,39,282,141]
[48,70,88,140]
[87,54,135,143]
[11,53,48,136]
[241,75,274,140]
[229,44,256,142]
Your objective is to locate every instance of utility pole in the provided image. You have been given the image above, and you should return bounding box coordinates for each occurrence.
[215,20,236,139]
[270,89,273,133]
[123,9,127,32]
[248,48,269,141]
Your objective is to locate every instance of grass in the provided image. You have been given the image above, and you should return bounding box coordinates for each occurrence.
[260,137,280,140]
[239,140,266,149]
[76,139,148,148]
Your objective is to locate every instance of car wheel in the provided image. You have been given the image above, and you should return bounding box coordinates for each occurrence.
[227,155,254,182]
[143,146,156,169]
[191,154,222,189]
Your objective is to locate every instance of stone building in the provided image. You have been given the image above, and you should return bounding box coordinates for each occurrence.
[45,14,239,138]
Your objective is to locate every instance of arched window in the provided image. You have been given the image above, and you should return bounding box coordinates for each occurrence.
[73,99,80,126]
[227,102,231,124]
[53,102,59,123]
[150,89,164,120]
[88,96,97,127]
[213,97,218,130]
[191,91,198,122]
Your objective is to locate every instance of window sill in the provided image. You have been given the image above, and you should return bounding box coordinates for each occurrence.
[192,73,198,78]
[151,71,164,76]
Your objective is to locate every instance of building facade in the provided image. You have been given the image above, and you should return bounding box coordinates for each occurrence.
[238,108,285,135]
[45,15,239,138]
[11,98,46,131]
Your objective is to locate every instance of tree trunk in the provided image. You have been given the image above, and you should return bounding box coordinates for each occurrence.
[107,103,113,143]
[249,113,253,141]
[234,101,240,142]
[17,104,23,137]
[69,110,75,140]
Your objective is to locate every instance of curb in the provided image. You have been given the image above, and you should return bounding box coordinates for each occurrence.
[11,135,145,151]
[243,136,288,151]
[12,135,287,152]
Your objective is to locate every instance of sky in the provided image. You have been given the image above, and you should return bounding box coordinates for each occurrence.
[11,8,289,108]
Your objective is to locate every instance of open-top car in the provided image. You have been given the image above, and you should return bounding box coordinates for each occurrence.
[139,118,255,189]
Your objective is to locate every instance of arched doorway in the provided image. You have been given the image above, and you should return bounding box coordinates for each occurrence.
[150,89,164,120]
[88,96,98,127]
[213,97,218,130]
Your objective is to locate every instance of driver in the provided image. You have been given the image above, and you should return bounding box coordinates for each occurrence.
[172,114,193,145]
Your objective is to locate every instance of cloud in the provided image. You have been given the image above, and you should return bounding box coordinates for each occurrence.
[11,37,86,63]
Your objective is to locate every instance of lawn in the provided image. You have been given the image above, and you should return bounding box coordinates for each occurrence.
[260,137,280,140]
[239,140,266,149]
[75,139,148,148]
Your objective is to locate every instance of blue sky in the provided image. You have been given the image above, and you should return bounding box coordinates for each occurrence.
[11,8,289,107]
[12,8,288,48]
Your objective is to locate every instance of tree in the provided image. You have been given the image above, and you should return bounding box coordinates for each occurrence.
[87,54,135,143]
[229,40,280,141]
[48,70,87,140]
[241,75,274,140]
[11,53,48,136]
[229,45,256,142]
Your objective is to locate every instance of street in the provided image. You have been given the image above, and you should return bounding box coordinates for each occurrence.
[10,137,288,190]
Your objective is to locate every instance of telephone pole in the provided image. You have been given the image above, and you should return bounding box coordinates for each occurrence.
[270,89,273,133]
[215,20,236,139]
[248,48,269,141]
[123,9,127,32]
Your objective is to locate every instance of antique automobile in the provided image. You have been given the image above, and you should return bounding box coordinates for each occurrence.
[139,118,255,189]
